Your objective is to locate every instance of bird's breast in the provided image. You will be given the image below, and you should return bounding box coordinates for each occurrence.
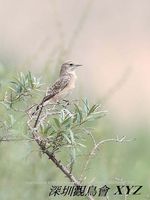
[68,72,77,89]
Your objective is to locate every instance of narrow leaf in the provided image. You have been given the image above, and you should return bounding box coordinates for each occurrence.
[53,118,61,128]
[74,104,82,122]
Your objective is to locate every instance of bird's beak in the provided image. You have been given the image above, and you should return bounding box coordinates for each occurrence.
[75,64,82,67]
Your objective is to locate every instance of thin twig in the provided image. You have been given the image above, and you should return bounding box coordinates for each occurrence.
[80,136,134,181]
[82,127,96,146]
[0,137,34,142]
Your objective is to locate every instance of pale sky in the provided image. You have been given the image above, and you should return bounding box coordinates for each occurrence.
[0,0,150,128]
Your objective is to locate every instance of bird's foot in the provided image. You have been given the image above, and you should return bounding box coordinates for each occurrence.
[62,99,70,105]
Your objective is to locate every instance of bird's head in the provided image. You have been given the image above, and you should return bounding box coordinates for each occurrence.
[60,61,82,76]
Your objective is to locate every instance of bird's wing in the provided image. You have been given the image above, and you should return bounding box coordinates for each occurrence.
[42,75,71,103]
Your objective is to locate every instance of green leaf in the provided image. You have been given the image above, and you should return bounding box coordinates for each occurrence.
[43,124,52,135]
[87,104,99,116]
[53,118,61,128]
[9,114,16,126]
[14,77,26,91]
[74,104,82,123]
[69,129,75,144]
[63,133,71,144]
[62,116,72,127]
[10,81,19,85]
[73,113,77,123]
[27,71,34,88]
[60,109,65,121]
[82,98,90,114]
[40,124,44,135]
[51,125,58,132]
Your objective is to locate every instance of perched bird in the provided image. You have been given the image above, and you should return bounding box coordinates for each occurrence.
[33,61,82,114]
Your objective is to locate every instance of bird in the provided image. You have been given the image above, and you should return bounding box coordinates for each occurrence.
[33,61,82,114]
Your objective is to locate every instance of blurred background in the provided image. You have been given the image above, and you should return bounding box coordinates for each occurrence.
[0,0,150,199]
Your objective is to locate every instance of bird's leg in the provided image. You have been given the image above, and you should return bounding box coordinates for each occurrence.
[62,99,70,107]
[62,99,70,105]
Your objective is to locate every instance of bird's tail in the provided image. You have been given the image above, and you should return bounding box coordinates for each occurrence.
[31,95,52,116]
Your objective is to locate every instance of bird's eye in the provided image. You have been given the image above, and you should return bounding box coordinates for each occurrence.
[70,63,73,66]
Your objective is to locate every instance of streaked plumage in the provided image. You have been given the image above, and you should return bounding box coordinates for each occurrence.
[33,61,81,114]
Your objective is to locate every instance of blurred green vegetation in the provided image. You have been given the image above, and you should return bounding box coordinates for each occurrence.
[0,66,149,200]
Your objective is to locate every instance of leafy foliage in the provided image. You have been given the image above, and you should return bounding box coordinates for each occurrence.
[10,71,41,94]
[0,72,43,111]
[0,71,106,171]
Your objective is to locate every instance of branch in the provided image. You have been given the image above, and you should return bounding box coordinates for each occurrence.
[31,103,94,200]
[32,131,94,200]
